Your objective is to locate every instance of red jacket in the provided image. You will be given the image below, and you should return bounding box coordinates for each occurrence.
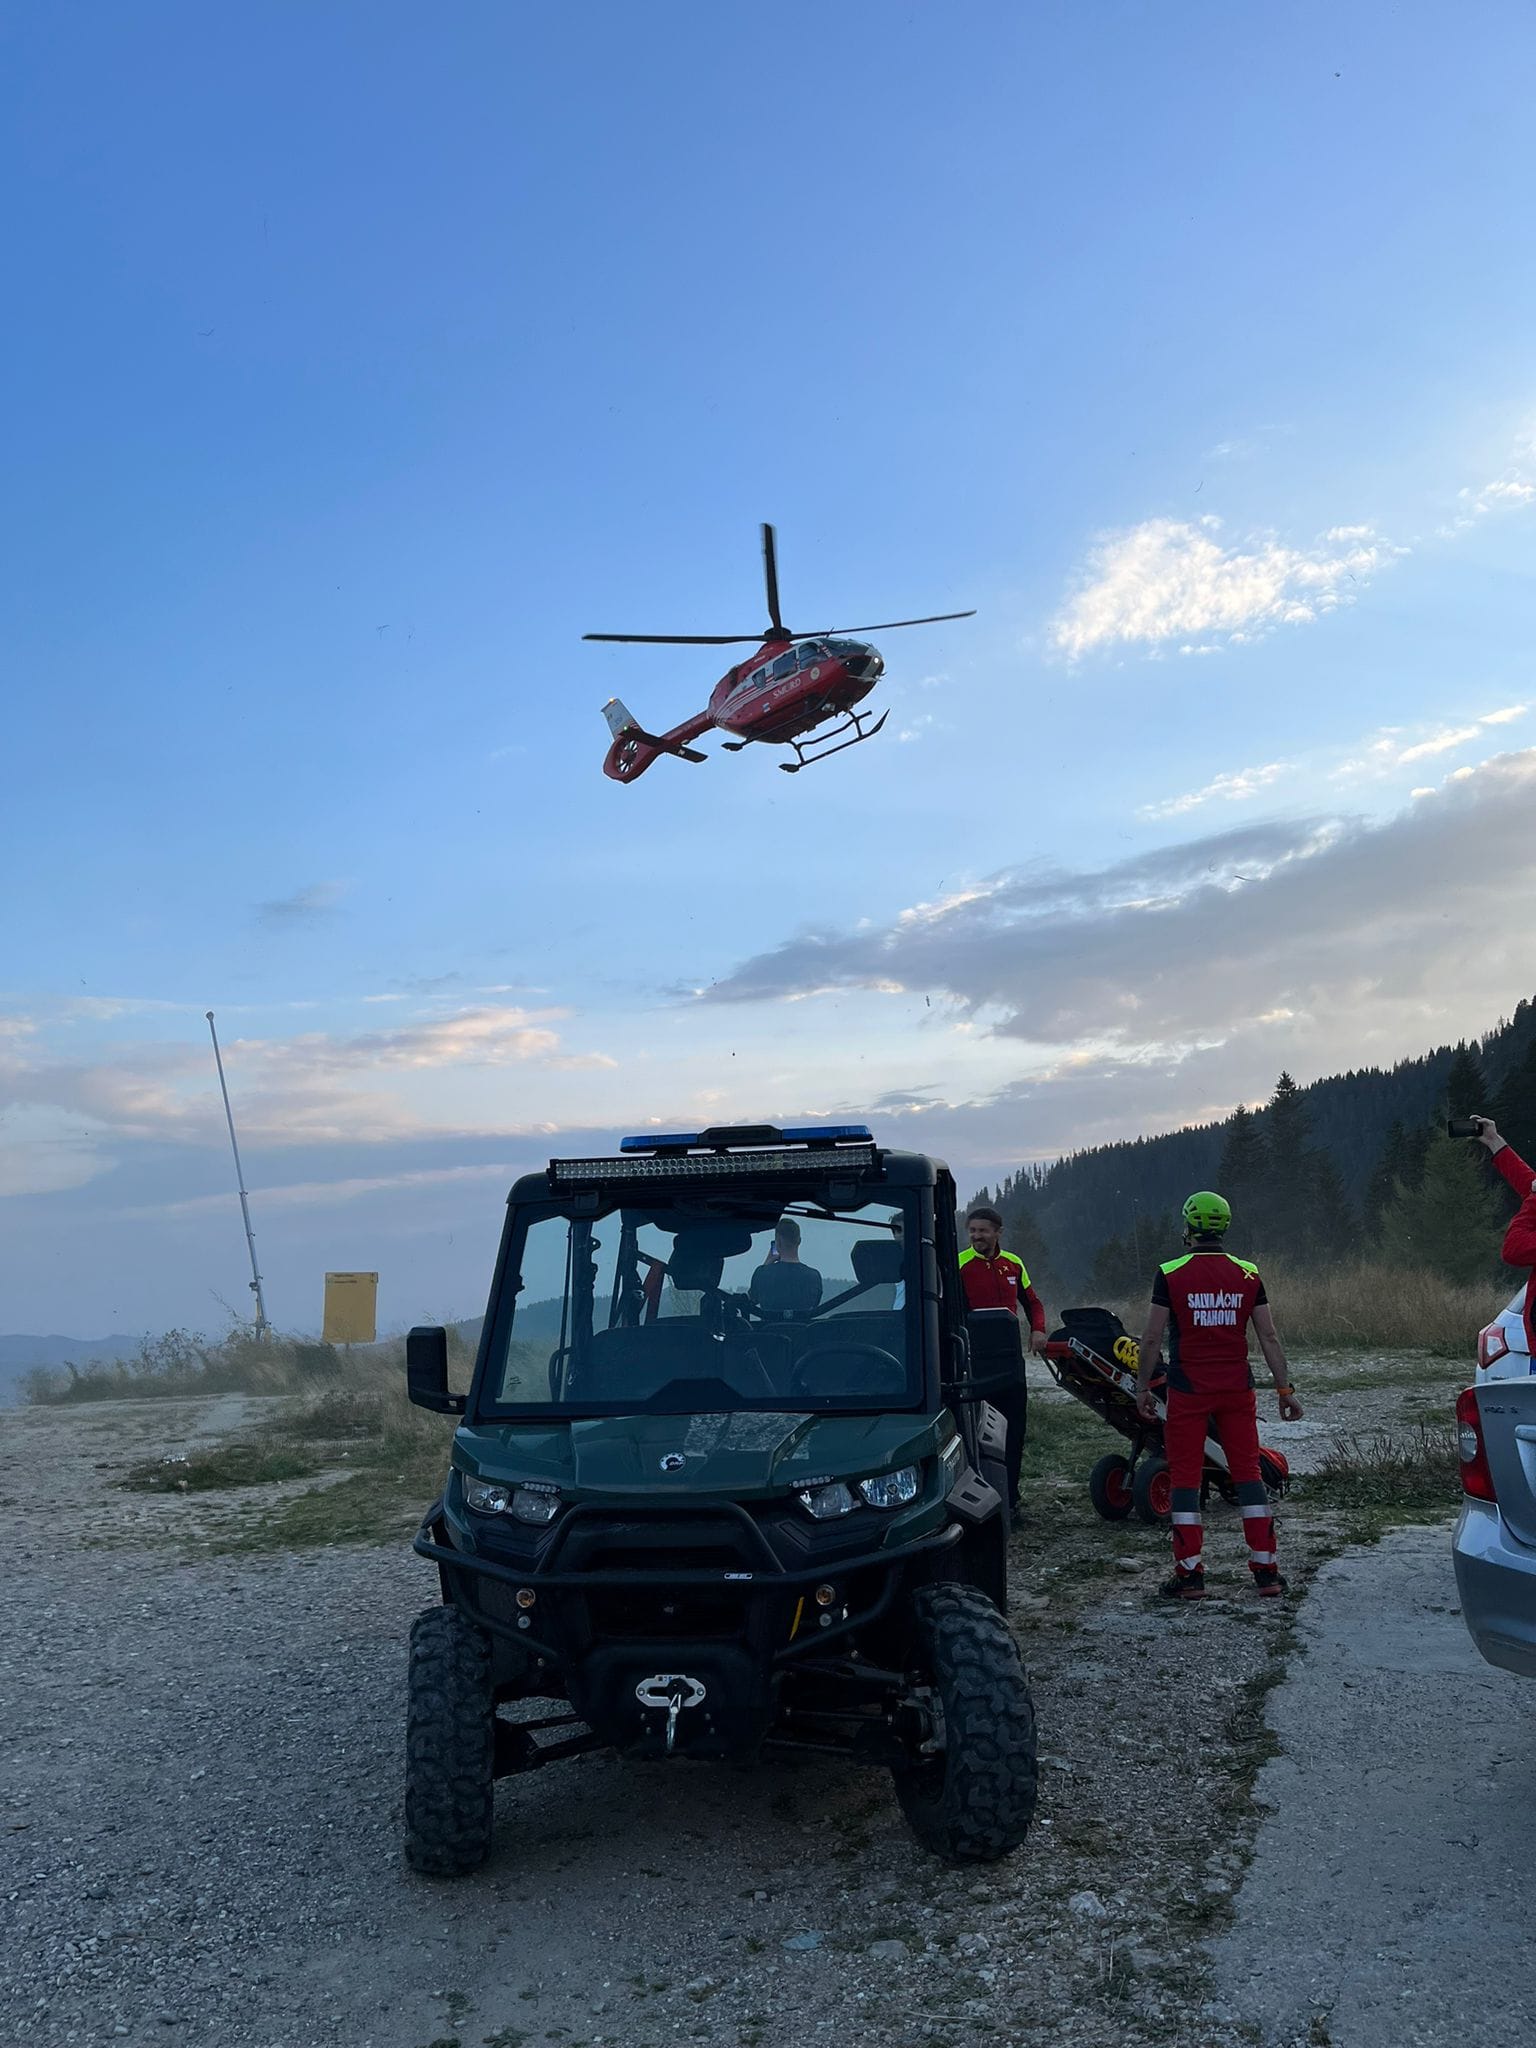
[1151,1250,1267,1396]
[1492,1143,1536,1352]
[959,1247,1046,1332]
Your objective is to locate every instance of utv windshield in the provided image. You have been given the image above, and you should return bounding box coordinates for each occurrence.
[483,1195,917,1415]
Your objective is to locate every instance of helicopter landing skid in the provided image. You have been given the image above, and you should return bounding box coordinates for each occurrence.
[780,708,889,773]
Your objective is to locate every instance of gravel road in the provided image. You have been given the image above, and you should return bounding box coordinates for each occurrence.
[0,1378,1468,2048]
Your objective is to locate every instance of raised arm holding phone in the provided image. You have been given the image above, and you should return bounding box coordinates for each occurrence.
[1459,1116,1536,1351]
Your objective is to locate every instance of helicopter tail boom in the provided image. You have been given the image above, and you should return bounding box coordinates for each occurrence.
[601,698,712,783]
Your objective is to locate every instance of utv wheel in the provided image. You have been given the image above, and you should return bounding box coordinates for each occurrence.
[892,1584,1038,1863]
[1087,1453,1134,1521]
[1132,1456,1172,1525]
[404,1606,495,1877]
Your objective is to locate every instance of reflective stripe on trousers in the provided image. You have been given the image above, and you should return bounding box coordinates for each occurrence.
[1163,1384,1277,1578]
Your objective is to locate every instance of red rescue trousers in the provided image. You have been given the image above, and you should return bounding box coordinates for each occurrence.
[1164,1385,1276,1579]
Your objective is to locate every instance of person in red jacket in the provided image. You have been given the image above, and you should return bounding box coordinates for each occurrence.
[960,1205,1047,1524]
[959,1206,1048,1341]
[1473,1117,1536,1352]
[1134,1191,1304,1602]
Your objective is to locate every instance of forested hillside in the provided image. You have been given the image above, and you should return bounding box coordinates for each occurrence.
[972,996,1536,1298]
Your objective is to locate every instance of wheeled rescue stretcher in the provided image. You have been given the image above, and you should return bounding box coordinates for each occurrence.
[1040,1307,1288,1525]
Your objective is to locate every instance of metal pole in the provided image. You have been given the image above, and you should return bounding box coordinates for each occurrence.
[205,1010,269,1336]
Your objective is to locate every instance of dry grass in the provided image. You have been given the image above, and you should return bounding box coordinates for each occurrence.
[210,1379,458,1550]
[1091,1258,1498,1357]
[22,1321,476,1406]
[1297,1419,1462,1523]
[1260,1261,1498,1354]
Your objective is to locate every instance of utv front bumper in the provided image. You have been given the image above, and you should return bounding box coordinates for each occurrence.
[413,1496,962,1760]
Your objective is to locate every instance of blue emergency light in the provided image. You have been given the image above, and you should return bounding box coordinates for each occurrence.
[618,1123,872,1153]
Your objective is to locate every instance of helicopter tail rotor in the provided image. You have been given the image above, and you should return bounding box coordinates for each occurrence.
[601,698,712,784]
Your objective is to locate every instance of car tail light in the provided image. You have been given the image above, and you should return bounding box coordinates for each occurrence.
[1456,1387,1498,1502]
[1477,1322,1511,1371]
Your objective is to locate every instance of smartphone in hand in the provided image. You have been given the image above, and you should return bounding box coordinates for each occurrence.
[1447,1116,1486,1139]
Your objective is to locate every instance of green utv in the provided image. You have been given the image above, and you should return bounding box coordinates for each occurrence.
[404,1123,1038,1873]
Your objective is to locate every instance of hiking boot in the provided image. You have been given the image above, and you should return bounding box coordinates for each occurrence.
[1252,1566,1287,1598]
[1157,1568,1205,1601]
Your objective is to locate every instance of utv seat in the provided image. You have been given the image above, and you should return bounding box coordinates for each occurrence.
[573,1323,724,1403]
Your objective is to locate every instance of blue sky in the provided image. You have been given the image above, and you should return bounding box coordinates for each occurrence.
[4,1,1536,1336]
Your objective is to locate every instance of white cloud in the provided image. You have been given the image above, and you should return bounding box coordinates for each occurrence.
[1144,704,1530,820]
[1049,518,1390,658]
[135,1160,522,1220]
[698,751,1536,1069]
[1395,724,1484,764]
[897,713,937,743]
[251,1005,571,1073]
[0,1004,614,1162]
[1139,762,1287,821]
[1440,421,1536,533]
[1331,704,1529,782]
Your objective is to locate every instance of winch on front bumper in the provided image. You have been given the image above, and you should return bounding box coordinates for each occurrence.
[412,1497,962,1763]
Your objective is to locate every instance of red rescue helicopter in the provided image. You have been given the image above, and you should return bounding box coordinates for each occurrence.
[586,524,974,783]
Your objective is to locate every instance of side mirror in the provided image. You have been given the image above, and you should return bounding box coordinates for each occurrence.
[407,1325,466,1414]
[964,1309,1025,1396]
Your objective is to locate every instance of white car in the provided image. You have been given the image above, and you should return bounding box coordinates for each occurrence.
[1477,1287,1534,1382]
[1455,1281,1536,1680]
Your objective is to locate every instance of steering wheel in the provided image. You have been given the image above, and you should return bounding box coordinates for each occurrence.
[692,1293,781,1398]
[789,1342,905,1399]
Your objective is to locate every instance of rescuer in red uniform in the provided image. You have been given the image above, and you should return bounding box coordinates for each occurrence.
[960,1205,1047,1525]
[1474,1117,1536,1351]
[1134,1191,1304,1602]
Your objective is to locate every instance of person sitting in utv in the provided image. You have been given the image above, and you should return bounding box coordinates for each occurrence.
[748,1217,823,1315]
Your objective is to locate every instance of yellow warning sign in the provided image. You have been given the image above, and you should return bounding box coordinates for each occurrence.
[323,1271,378,1346]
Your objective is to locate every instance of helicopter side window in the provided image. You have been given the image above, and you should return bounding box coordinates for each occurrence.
[769,652,797,683]
[797,642,824,666]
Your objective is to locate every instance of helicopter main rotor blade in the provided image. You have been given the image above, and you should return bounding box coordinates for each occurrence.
[761,522,785,636]
[802,610,977,637]
[583,632,769,645]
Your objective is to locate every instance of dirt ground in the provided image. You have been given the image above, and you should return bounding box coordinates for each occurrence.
[0,1351,1469,2048]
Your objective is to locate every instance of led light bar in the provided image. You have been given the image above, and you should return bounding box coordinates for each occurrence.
[618,1122,872,1154]
[551,1144,878,1184]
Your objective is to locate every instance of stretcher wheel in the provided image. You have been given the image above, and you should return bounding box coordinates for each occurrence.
[1087,1453,1134,1521]
[1132,1456,1172,1525]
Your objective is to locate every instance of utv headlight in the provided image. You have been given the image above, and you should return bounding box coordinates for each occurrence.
[797,1481,859,1520]
[858,1464,920,1510]
[463,1476,561,1524]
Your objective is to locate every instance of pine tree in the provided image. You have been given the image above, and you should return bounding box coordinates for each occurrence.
[1378,1131,1505,1286]
[1217,1104,1268,1240]
[1365,1120,1431,1237]
[1444,1043,1487,1121]
[1494,1037,1536,1165]
[1309,1151,1358,1257]
[1256,1072,1314,1258]
[1004,1204,1053,1297]
[1087,1232,1145,1303]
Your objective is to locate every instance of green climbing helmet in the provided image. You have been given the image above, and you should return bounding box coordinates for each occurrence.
[1182,1189,1232,1236]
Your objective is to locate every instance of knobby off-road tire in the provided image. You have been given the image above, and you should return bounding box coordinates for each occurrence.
[892,1583,1038,1863]
[404,1606,496,1877]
